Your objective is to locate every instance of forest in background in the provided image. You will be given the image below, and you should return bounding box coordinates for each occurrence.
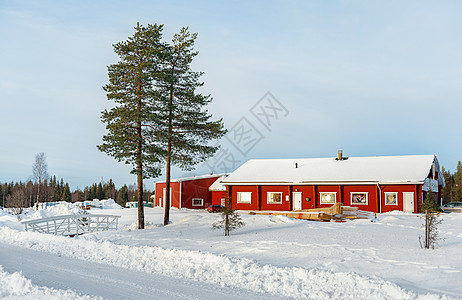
[0,177,153,209]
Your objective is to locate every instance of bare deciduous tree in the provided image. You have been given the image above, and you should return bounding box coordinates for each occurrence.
[6,189,27,219]
[32,152,49,209]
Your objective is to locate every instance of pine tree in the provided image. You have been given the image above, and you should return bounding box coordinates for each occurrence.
[98,23,165,229]
[212,196,244,236]
[156,27,226,226]
[420,191,442,249]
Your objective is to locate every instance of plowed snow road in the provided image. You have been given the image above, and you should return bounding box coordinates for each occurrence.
[0,242,284,299]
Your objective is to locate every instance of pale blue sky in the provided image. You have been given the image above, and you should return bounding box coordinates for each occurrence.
[1,0,461,190]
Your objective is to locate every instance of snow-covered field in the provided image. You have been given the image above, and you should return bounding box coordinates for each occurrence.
[0,202,460,299]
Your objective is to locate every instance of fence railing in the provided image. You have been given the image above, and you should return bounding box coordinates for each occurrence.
[22,214,121,236]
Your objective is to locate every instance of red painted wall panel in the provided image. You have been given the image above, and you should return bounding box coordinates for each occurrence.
[380,184,419,213]
[343,185,378,212]
[211,191,227,206]
[260,186,291,211]
[228,185,259,210]
[181,177,218,209]
[292,186,316,209]
[155,182,181,208]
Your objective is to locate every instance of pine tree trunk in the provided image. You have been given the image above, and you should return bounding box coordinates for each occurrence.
[136,83,144,230]
[164,89,173,226]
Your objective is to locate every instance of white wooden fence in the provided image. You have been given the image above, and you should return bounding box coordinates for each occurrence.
[22,214,121,236]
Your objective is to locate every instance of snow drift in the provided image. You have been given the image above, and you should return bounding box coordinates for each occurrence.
[0,227,451,300]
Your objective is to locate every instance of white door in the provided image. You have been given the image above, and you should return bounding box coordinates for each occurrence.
[293,192,302,211]
[403,192,414,212]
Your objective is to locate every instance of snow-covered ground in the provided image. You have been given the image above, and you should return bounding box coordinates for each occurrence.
[0,203,460,299]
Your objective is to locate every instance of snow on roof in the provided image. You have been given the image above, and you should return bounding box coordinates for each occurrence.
[155,173,228,184]
[222,155,441,185]
[208,175,228,191]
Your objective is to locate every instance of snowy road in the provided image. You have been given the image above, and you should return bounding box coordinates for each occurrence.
[0,242,283,300]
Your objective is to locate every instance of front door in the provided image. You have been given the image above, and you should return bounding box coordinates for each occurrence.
[293,192,302,211]
[403,192,414,212]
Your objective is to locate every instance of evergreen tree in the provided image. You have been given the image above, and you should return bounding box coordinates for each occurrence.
[96,183,104,200]
[117,185,129,207]
[441,166,454,204]
[420,191,443,249]
[155,27,226,226]
[98,23,165,229]
[452,161,462,201]
[212,196,244,236]
[61,183,71,202]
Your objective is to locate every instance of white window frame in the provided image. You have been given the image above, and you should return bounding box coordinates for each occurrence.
[320,192,337,204]
[237,192,252,204]
[385,192,398,206]
[220,198,226,206]
[192,198,204,206]
[267,192,283,204]
[350,192,368,205]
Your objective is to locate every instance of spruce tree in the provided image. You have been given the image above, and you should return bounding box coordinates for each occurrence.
[212,195,244,236]
[98,23,165,229]
[61,183,71,202]
[155,27,226,226]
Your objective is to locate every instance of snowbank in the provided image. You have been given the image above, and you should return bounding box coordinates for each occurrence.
[0,227,451,300]
[100,199,122,209]
[0,265,100,299]
[27,202,83,219]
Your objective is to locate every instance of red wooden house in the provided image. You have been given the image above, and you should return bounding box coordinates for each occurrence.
[219,153,444,213]
[154,174,227,209]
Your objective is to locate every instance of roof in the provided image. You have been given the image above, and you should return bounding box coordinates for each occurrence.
[155,173,228,184]
[222,155,443,185]
[208,175,228,191]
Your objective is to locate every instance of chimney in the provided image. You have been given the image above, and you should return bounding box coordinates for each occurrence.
[337,150,343,160]
[295,163,298,168]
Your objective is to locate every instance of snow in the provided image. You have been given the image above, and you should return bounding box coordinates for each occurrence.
[222,155,441,184]
[100,199,122,209]
[29,201,84,219]
[0,205,461,299]
[208,175,228,191]
[0,265,99,299]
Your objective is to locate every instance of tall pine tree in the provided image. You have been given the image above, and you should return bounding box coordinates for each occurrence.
[155,27,226,226]
[98,24,164,229]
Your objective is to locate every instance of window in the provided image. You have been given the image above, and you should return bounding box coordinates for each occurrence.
[237,192,252,204]
[192,198,203,206]
[351,192,368,205]
[320,192,336,204]
[385,192,398,205]
[267,192,282,204]
[221,198,226,206]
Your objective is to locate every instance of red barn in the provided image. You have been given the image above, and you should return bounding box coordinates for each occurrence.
[154,174,227,209]
[221,153,444,213]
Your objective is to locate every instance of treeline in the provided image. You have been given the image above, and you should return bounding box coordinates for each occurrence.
[442,162,462,203]
[73,179,153,208]
[0,176,72,208]
[0,177,153,209]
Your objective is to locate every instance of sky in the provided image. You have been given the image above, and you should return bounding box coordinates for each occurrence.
[1,0,461,191]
